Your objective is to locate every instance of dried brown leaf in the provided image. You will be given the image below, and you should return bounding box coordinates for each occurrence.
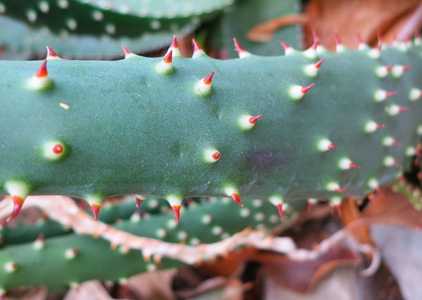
[304,0,421,49]
[122,270,176,300]
[256,242,360,293]
[360,187,422,229]
[64,281,112,300]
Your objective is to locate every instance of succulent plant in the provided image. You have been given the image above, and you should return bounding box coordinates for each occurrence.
[0,38,420,223]
[0,197,283,291]
[209,0,302,57]
[0,0,236,59]
[0,15,185,59]
[0,196,173,245]
[0,0,233,37]
[0,0,421,296]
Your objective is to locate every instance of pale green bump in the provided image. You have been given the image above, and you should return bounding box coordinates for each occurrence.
[4,180,30,197]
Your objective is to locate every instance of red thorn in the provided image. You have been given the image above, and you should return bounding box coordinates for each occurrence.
[46,46,59,58]
[52,144,64,154]
[349,162,360,169]
[386,91,397,98]
[377,123,385,129]
[171,35,179,49]
[163,50,173,64]
[36,60,48,78]
[231,192,243,207]
[335,187,346,193]
[211,150,221,161]
[233,37,245,54]
[275,203,285,220]
[301,83,316,94]
[192,38,202,52]
[399,106,408,112]
[135,196,143,209]
[202,72,215,85]
[3,196,25,224]
[328,143,336,151]
[249,115,263,124]
[90,203,102,220]
[280,40,291,51]
[314,58,325,69]
[122,47,131,56]
[403,65,411,72]
[171,205,181,224]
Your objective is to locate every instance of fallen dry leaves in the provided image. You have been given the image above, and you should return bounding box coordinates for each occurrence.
[255,243,361,293]
[350,187,422,231]
[64,281,112,300]
[304,0,422,48]
[248,0,422,50]
[118,270,176,300]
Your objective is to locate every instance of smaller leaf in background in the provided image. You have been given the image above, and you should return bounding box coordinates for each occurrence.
[263,265,403,300]
[338,198,373,245]
[257,242,361,293]
[199,248,257,277]
[118,270,177,300]
[179,278,246,300]
[209,0,302,58]
[247,14,307,42]
[363,187,422,229]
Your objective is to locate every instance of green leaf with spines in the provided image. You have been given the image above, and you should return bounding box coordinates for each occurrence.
[0,0,233,37]
[0,41,420,216]
[0,197,283,290]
